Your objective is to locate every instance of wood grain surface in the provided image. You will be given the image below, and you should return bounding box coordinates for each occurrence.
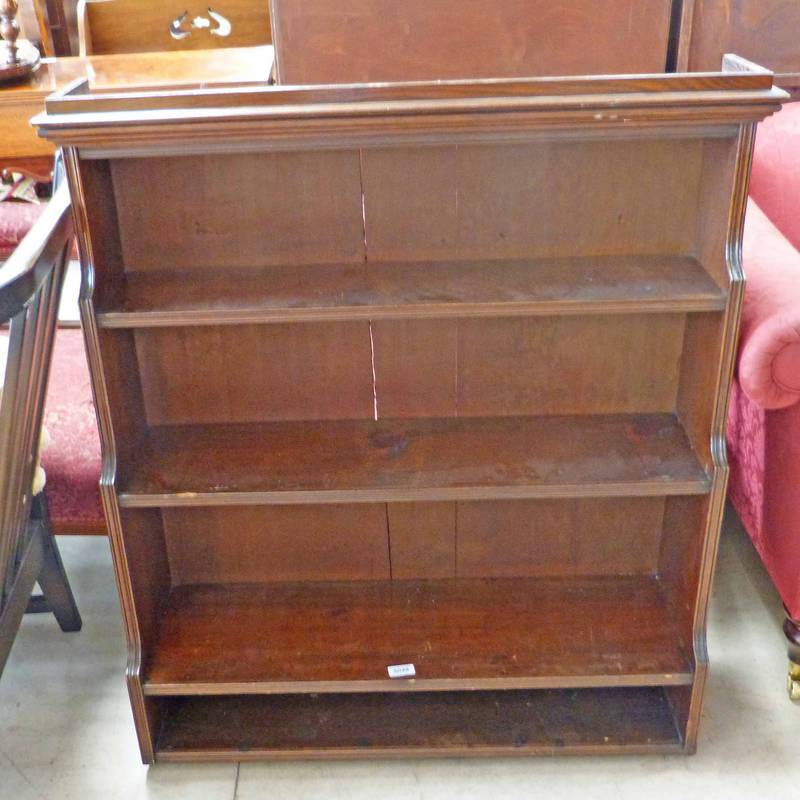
[97,255,726,328]
[144,575,692,694]
[269,0,674,83]
[117,413,710,507]
[80,0,271,55]
[155,687,683,759]
[681,0,800,85]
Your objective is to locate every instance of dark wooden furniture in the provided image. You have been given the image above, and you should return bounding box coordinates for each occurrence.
[0,46,274,177]
[0,183,81,677]
[76,0,271,57]
[32,0,800,87]
[35,56,784,761]
[677,0,800,90]
[40,0,73,54]
[269,0,675,83]
[269,0,800,94]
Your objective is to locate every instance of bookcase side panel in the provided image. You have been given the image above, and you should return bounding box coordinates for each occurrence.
[66,152,170,763]
[667,124,756,751]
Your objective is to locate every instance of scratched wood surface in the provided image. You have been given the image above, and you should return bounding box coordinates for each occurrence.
[269,0,674,83]
[144,575,693,694]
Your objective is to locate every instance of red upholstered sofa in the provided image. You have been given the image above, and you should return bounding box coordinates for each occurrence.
[727,101,800,698]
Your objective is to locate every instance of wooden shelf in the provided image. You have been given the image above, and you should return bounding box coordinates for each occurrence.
[144,576,693,695]
[119,413,710,507]
[96,255,726,327]
[154,687,684,760]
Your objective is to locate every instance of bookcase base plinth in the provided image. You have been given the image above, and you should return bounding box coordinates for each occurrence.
[154,687,687,761]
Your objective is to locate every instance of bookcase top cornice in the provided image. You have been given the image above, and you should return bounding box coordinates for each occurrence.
[34,56,786,154]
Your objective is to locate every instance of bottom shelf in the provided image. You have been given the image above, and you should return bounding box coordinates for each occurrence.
[155,687,685,760]
[144,576,693,693]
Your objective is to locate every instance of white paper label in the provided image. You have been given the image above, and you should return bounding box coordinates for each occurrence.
[387,663,416,679]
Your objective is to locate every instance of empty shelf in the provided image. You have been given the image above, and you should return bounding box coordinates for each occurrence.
[144,575,693,695]
[119,413,711,507]
[98,255,727,327]
[154,687,685,760]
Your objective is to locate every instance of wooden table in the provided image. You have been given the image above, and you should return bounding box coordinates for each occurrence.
[0,46,275,173]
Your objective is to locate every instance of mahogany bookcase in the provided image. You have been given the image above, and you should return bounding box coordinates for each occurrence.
[35,56,784,762]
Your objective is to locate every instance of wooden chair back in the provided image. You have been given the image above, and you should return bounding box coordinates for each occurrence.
[78,0,271,56]
[0,184,75,674]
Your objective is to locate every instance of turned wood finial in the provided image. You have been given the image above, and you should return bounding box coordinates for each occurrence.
[0,0,20,65]
[0,0,40,81]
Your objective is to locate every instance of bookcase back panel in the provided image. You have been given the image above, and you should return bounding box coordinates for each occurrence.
[163,505,391,585]
[159,497,667,586]
[387,502,456,580]
[455,497,665,579]
[111,151,366,270]
[387,498,666,580]
[371,314,686,419]
[107,137,713,279]
[361,140,704,262]
[133,322,375,424]
[130,313,685,425]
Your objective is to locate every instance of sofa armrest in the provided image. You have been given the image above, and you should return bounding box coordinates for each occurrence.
[739,199,800,409]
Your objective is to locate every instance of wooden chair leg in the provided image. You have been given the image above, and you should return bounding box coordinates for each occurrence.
[0,524,44,676]
[30,493,81,632]
[784,610,800,702]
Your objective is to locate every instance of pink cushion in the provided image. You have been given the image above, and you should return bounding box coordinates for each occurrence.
[0,202,46,259]
[42,329,104,532]
[749,102,800,252]
[739,199,800,409]
[0,327,103,531]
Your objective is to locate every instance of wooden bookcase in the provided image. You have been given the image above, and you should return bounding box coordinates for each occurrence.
[35,58,784,762]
